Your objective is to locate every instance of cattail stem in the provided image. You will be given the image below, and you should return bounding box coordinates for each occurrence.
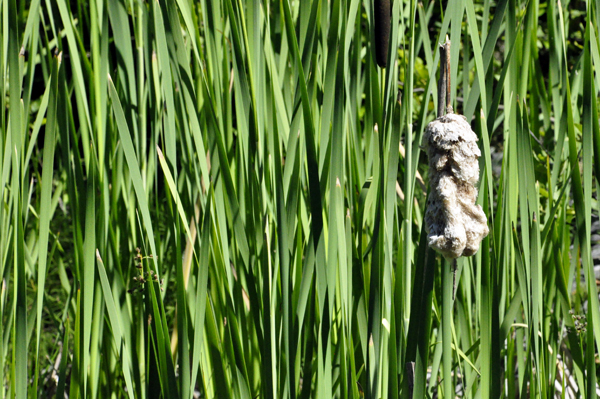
[445,39,452,113]
[437,37,452,117]
[437,45,446,118]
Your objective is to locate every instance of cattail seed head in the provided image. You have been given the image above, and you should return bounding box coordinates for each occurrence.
[374,0,391,68]
[423,113,489,259]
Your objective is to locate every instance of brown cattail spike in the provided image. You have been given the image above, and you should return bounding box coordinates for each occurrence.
[374,0,391,68]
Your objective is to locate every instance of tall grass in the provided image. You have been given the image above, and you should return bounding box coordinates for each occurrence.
[2,0,600,397]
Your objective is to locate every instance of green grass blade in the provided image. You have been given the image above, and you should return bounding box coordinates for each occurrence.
[107,75,159,274]
[95,250,135,399]
[33,52,60,393]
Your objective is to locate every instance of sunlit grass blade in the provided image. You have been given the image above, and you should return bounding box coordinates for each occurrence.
[280,0,324,247]
[582,10,600,396]
[107,75,159,273]
[156,146,193,242]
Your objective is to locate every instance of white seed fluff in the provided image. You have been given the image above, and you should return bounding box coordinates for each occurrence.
[423,113,489,259]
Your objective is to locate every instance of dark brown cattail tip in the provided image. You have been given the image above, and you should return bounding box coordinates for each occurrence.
[374,0,391,68]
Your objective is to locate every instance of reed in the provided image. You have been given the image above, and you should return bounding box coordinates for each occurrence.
[2,0,599,398]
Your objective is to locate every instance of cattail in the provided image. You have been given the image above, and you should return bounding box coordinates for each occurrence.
[374,0,391,68]
[423,113,489,259]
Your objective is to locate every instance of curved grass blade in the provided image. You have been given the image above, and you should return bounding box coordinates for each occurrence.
[107,74,160,275]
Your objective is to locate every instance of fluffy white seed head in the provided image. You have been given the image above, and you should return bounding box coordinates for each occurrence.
[423,113,489,259]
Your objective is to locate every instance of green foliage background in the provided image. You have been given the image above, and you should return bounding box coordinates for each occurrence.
[1,0,600,397]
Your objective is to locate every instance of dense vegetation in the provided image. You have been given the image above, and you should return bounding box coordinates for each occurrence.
[2,0,599,397]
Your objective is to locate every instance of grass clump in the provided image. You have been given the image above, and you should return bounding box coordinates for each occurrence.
[2,0,600,398]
